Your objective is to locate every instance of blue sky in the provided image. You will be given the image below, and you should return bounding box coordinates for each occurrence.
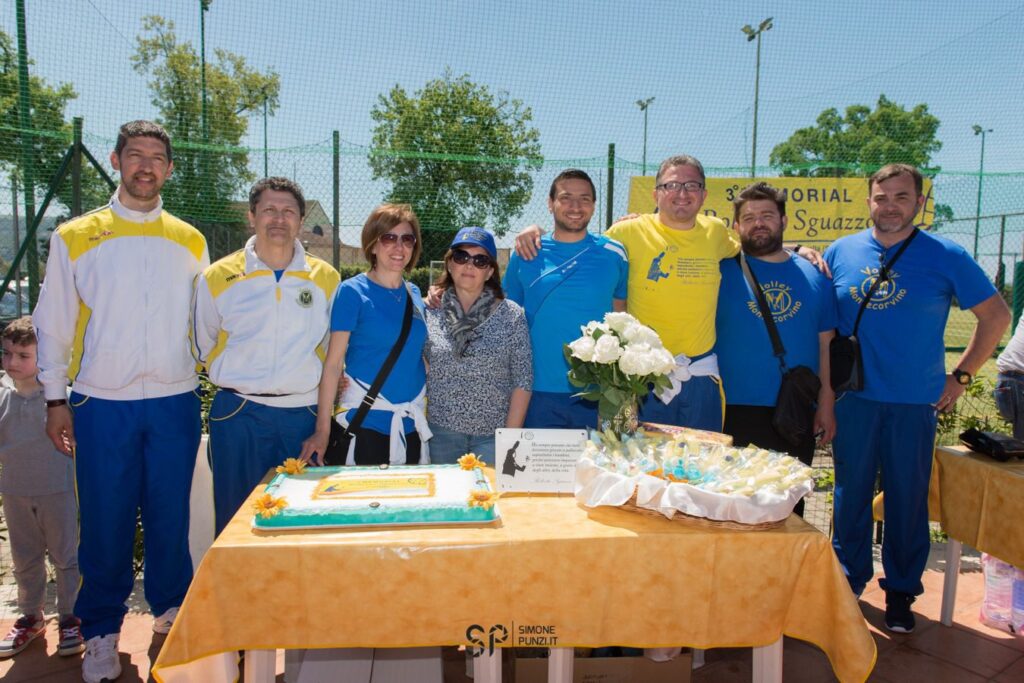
[3,0,1023,237]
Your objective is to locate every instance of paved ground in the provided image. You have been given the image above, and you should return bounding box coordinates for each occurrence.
[1,542,1019,682]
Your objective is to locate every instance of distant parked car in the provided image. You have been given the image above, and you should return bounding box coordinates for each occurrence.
[1,280,30,319]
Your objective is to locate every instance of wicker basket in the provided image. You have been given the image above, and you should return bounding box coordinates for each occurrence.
[620,492,786,531]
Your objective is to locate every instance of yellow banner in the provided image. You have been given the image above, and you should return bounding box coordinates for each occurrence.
[627,176,935,246]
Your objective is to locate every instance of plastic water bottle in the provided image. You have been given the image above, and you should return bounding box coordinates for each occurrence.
[1012,567,1024,634]
[981,553,1014,630]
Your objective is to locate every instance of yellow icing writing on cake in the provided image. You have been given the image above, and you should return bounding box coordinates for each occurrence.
[313,473,436,500]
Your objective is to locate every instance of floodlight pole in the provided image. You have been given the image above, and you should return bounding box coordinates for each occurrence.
[636,97,655,176]
[743,17,773,178]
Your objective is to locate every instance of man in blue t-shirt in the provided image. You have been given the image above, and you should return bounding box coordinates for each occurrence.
[503,169,628,429]
[825,164,1009,634]
[716,182,837,517]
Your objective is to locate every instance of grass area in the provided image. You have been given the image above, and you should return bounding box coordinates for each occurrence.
[944,306,1013,350]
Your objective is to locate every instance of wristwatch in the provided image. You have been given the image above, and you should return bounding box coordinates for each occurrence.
[46,399,68,408]
[951,369,972,386]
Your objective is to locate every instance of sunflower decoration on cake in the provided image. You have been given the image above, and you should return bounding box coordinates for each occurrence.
[467,488,499,510]
[276,458,307,475]
[253,493,288,518]
[458,453,487,470]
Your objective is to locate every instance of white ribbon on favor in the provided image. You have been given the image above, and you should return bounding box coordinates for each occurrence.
[338,374,432,465]
[655,352,720,405]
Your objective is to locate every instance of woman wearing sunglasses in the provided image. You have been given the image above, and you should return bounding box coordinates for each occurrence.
[300,204,430,465]
[423,227,532,463]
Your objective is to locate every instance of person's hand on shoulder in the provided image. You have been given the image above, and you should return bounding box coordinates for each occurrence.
[613,213,640,225]
[514,225,545,260]
[793,245,831,277]
[424,285,444,309]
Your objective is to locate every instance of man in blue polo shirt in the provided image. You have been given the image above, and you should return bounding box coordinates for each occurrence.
[825,163,1009,633]
[503,169,628,429]
[716,182,837,516]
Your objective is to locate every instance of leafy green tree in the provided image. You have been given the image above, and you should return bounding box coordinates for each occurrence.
[370,70,543,261]
[132,15,279,251]
[770,95,941,177]
[0,30,109,224]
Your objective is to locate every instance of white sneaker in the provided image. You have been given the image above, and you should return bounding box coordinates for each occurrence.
[152,606,178,635]
[82,633,121,683]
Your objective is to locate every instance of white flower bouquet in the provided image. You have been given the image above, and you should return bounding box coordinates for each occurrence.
[564,312,676,435]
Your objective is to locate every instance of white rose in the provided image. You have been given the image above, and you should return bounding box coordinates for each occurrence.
[568,335,596,362]
[622,322,663,348]
[582,320,610,337]
[652,348,678,375]
[617,344,648,376]
[603,311,636,334]
[592,334,624,364]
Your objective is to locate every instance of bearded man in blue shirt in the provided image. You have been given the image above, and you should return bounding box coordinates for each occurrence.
[825,163,1009,633]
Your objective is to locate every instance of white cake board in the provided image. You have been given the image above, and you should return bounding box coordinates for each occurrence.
[284,647,443,683]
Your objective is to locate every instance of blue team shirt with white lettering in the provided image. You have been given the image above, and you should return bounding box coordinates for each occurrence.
[715,254,837,406]
[824,229,995,404]
[503,233,628,393]
[330,274,427,434]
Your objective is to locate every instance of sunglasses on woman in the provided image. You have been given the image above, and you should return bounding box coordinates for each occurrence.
[451,248,492,269]
[378,232,417,246]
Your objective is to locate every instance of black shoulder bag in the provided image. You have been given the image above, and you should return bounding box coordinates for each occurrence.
[829,228,919,393]
[738,253,821,445]
[323,286,415,466]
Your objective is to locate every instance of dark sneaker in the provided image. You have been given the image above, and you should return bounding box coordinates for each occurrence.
[0,614,46,658]
[885,591,916,633]
[57,615,85,656]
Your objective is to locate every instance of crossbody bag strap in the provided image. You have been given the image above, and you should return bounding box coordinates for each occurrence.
[851,227,920,336]
[345,283,415,434]
[737,253,787,372]
[525,244,595,329]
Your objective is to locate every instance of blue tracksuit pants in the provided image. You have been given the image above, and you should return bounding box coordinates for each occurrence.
[639,374,724,432]
[208,390,317,534]
[831,394,937,596]
[71,390,201,639]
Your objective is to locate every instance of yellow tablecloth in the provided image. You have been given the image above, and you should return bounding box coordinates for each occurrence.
[152,474,875,683]
[933,446,1024,567]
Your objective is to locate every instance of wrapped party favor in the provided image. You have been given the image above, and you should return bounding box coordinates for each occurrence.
[573,430,814,527]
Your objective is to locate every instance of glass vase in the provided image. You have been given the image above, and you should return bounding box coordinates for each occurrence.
[600,396,640,438]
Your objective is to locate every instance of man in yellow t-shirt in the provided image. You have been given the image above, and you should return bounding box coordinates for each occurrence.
[607,155,739,430]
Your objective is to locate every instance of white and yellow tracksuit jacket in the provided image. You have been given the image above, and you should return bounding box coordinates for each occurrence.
[190,236,340,408]
[33,192,210,402]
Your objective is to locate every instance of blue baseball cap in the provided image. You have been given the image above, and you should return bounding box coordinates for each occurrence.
[450,227,497,260]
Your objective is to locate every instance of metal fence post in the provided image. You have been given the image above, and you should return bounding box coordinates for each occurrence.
[332,130,340,270]
[605,143,615,233]
[1014,261,1024,331]
[15,0,38,307]
[72,117,83,217]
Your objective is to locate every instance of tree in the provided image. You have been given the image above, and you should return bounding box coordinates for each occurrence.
[0,30,109,226]
[769,95,941,177]
[370,70,543,261]
[132,15,280,249]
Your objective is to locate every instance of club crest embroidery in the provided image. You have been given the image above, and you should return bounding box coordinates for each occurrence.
[747,280,802,322]
[297,289,313,308]
[848,266,906,310]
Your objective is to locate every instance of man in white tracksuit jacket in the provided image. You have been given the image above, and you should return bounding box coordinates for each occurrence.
[33,120,209,683]
[191,177,339,534]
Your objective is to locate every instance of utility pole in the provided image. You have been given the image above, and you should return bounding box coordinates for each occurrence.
[742,17,773,178]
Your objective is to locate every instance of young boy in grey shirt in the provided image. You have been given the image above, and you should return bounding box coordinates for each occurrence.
[0,317,83,658]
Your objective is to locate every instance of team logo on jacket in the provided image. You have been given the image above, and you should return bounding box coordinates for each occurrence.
[747,281,801,322]
[297,289,313,307]
[849,266,905,310]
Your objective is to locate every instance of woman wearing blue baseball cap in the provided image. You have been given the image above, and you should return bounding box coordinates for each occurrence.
[424,227,532,463]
